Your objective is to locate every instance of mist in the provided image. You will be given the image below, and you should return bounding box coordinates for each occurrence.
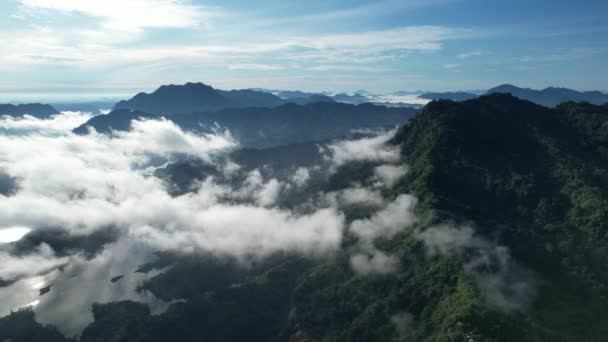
[0,110,538,337]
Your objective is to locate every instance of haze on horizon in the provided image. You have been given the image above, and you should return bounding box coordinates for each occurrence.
[0,0,607,100]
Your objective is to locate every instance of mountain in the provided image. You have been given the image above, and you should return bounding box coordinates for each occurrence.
[142,94,608,341]
[331,93,371,104]
[392,90,428,96]
[0,309,72,342]
[275,90,319,99]
[72,109,154,135]
[486,84,608,107]
[419,91,478,101]
[113,82,287,114]
[0,103,59,118]
[286,94,336,105]
[217,89,286,107]
[75,102,417,148]
[8,93,608,342]
[389,94,608,340]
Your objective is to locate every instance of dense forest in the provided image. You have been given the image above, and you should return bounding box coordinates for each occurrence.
[3,94,608,341]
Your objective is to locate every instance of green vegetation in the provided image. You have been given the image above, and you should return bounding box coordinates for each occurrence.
[4,94,608,341]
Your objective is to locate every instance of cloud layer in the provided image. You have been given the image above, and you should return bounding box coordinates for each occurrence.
[418,225,537,312]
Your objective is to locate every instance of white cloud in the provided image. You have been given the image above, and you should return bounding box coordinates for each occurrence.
[347,194,418,275]
[0,22,473,79]
[0,244,68,281]
[374,164,408,188]
[19,0,207,32]
[0,239,171,337]
[228,64,284,71]
[338,187,385,207]
[0,112,91,135]
[0,226,31,243]
[417,225,537,312]
[350,250,399,275]
[457,49,490,59]
[0,113,344,261]
[311,26,461,52]
[371,94,431,105]
[291,167,310,187]
[350,194,418,245]
[325,129,400,167]
[307,65,391,72]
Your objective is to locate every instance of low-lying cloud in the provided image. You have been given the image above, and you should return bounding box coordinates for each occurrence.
[0,111,537,338]
[324,129,400,167]
[349,194,418,275]
[0,112,349,335]
[417,225,537,312]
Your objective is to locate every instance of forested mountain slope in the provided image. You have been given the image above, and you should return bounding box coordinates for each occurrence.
[5,94,608,341]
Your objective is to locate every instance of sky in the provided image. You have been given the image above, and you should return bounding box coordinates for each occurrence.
[0,0,607,99]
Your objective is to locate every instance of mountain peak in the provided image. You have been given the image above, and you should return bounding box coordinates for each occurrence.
[113,82,287,114]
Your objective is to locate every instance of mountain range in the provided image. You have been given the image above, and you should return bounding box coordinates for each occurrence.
[111,82,608,120]
[418,92,478,101]
[113,83,345,115]
[484,84,608,107]
[412,85,608,107]
[7,93,608,341]
[76,102,417,148]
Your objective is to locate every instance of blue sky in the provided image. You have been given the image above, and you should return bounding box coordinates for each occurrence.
[0,0,607,98]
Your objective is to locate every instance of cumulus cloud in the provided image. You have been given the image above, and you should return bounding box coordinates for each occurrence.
[0,114,345,257]
[417,225,537,312]
[19,0,207,33]
[350,194,417,245]
[228,64,283,71]
[0,112,422,334]
[348,194,418,275]
[231,169,283,207]
[0,227,31,243]
[0,111,347,266]
[325,129,400,167]
[337,187,385,207]
[457,49,490,59]
[350,250,399,275]
[133,205,344,260]
[374,164,408,188]
[291,167,310,187]
[0,112,350,334]
[0,111,92,135]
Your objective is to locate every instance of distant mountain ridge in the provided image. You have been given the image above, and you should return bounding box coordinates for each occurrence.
[485,84,608,107]
[113,83,345,114]
[114,82,285,114]
[419,92,478,101]
[76,101,417,148]
[0,103,59,118]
